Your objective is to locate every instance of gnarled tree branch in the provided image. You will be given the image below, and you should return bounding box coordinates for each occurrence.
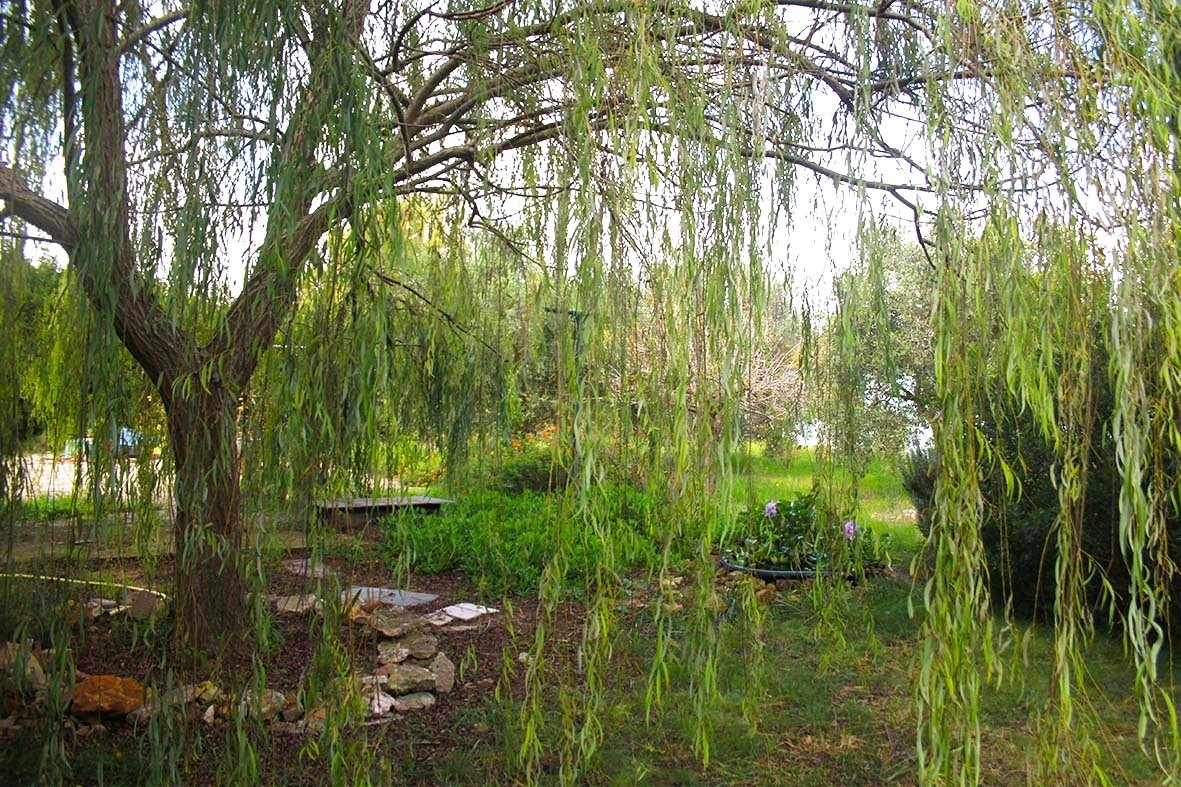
[0,164,78,248]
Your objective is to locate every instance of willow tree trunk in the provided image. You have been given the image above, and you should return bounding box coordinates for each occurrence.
[166,386,248,661]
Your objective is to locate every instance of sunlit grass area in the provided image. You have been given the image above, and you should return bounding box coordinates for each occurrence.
[4,443,1175,785]
[404,447,1176,785]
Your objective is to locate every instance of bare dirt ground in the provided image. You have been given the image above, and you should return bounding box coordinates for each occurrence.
[0,543,567,786]
[21,453,156,500]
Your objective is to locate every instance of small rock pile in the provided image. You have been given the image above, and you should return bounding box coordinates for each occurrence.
[359,606,457,721]
[61,589,169,626]
[717,570,790,604]
[67,675,300,734]
[0,587,496,738]
[269,589,496,724]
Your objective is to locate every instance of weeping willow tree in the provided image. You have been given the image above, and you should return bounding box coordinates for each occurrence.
[2,0,1180,783]
[0,0,940,659]
[900,2,1181,783]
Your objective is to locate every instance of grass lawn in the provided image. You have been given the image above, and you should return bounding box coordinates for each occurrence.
[424,446,1177,785]
[4,446,1176,784]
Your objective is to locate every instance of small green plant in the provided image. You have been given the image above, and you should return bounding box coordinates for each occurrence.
[384,491,557,595]
[497,445,568,494]
[723,490,890,574]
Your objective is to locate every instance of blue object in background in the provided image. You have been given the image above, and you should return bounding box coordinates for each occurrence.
[63,429,142,458]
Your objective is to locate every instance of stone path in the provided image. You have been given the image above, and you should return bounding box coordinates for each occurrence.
[424,602,498,626]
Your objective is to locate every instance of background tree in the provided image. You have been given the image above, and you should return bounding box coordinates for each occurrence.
[814,228,935,474]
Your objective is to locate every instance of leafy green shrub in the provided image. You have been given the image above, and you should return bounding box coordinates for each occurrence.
[383,486,672,595]
[721,490,890,574]
[901,418,1180,622]
[496,445,568,494]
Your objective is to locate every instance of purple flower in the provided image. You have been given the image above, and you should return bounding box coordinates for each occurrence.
[764,501,778,518]
[844,520,858,540]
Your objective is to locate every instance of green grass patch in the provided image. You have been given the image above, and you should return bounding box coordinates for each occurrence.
[422,566,1176,785]
[382,486,680,596]
[405,447,1174,784]
[15,493,94,521]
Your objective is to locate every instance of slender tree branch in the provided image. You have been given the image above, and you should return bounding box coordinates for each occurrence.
[0,164,78,248]
[0,229,62,244]
[117,7,189,56]
[372,271,502,358]
[218,3,370,387]
[126,126,283,166]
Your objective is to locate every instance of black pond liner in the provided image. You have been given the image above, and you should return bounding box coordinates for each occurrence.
[718,554,861,583]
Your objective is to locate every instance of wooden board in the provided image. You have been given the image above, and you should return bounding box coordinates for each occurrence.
[315,496,453,528]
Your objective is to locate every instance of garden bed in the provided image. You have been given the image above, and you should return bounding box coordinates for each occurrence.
[0,542,563,786]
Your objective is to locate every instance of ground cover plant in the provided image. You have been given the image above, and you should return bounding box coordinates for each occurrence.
[384,484,673,597]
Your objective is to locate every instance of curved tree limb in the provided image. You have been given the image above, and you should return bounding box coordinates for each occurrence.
[117,6,189,56]
[0,164,78,248]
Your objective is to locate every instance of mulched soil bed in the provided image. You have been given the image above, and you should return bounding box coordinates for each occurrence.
[0,538,586,786]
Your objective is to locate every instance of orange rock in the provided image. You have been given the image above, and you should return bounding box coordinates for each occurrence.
[71,675,145,718]
[305,706,327,733]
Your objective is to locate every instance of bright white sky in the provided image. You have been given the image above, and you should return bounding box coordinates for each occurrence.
[19,5,933,317]
[24,150,903,313]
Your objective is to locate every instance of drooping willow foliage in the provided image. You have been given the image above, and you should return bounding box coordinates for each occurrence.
[912,2,1181,784]
[1,0,1180,784]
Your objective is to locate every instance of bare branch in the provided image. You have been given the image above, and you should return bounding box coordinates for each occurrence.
[372,271,502,359]
[127,126,283,166]
[0,229,61,244]
[0,164,78,248]
[118,7,190,56]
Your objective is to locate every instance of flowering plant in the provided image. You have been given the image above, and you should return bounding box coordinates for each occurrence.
[723,491,890,575]
[726,491,820,570]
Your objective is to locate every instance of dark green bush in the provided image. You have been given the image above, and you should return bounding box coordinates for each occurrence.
[899,446,936,536]
[901,418,1179,623]
[496,446,569,494]
[382,486,673,596]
